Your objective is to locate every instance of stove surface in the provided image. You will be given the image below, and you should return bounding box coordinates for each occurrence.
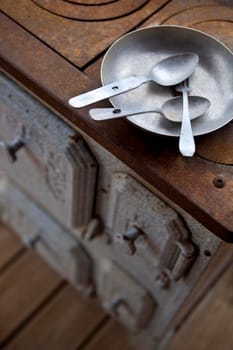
[0,0,167,67]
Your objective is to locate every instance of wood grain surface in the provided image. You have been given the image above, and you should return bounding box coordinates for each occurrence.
[166,261,233,350]
[0,224,133,350]
[0,223,23,272]
[0,250,62,344]
[4,285,106,350]
[83,320,134,350]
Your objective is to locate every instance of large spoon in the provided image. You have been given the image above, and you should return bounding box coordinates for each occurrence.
[69,53,199,108]
[89,96,210,122]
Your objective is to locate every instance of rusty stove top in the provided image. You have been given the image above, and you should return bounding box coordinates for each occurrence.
[0,0,233,242]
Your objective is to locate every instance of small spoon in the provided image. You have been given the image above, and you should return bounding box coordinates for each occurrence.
[69,53,199,108]
[176,79,195,157]
[89,96,210,122]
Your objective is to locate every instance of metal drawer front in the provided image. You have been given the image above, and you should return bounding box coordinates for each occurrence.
[107,173,197,287]
[0,73,97,228]
[97,259,156,331]
[0,176,93,295]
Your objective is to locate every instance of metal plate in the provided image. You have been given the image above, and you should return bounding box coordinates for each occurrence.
[101,26,233,137]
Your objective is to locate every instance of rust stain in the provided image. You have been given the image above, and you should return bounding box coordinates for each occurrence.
[32,0,149,21]
[196,122,233,165]
[0,0,168,67]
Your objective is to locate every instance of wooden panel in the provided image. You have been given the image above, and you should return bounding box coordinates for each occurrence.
[5,285,106,350]
[166,262,233,350]
[83,320,134,350]
[0,251,62,344]
[0,224,23,271]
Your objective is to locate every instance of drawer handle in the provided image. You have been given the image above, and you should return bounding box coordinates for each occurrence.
[103,297,125,317]
[0,131,27,162]
[114,227,143,255]
[23,233,61,263]
[103,297,135,322]
[156,241,196,288]
[23,234,41,248]
[156,219,197,288]
[172,240,196,280]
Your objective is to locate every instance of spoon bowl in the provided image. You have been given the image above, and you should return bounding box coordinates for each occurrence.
[162,96,210,122]
[151,53,199,86]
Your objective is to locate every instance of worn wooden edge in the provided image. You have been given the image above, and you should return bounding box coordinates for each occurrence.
[81,319,134,350]
[0,12,232,242]
[165,250,233,350]
[0,222,26,273]
[160,241,233,348]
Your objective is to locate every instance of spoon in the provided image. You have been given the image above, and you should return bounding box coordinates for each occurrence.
[176,79,195,157]
[69,53,199,108]
[89,96,210,122]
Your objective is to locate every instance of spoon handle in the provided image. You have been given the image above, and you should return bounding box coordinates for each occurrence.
[69,76,147,108]
[179,88,195,157]
[89,107,161,120]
